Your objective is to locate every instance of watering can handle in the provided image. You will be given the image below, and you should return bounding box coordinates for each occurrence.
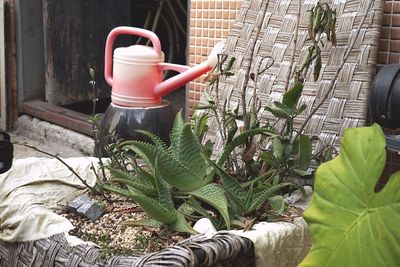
[104,26,162,86]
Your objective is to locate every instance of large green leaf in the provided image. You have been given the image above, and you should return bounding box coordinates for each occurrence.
[300,124,400,267]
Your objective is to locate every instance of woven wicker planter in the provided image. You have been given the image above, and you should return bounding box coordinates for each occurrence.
[0,217,315,267]
[0,232,254,267]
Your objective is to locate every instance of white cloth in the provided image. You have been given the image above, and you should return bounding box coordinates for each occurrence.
[0,157,100,242]
[231,217,311,267]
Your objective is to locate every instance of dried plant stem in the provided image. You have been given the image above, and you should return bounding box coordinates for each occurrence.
[297,0,374,136]
[20,143,95,191]
[241,1,269,122]
[252,61,262,115]
[211,55,227,141]
[283,0,302,93]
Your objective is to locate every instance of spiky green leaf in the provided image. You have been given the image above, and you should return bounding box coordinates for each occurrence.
[171,212,198,234]
[120,218,164,229]
[207,159,246,207]
[217,128,274,166]
[122,141,158,170]
[247,182,292,213]
[99,183,134,198]
[186,197,213,219]
[175,124,207,178]
[135,129,168,150]
[170,111,185,152]
[190,184,230,229]
[108,177,157,196]
[107,167,156,195]
[154,156,176,210]
[127,188,177,224]
[156,147,208,192]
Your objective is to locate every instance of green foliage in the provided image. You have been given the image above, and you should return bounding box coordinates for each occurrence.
[121,115,210,192]
[99,112,230,234]
[209,159,293,216]
[94,1,339,235]
[300,124,400,267]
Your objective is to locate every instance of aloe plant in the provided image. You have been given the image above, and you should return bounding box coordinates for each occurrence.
[99,112,230,233]
[300,124,400,266]
[209,159,293,219]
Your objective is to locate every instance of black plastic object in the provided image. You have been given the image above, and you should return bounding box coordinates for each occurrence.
[386,135,400,152]
[97,100,175,155]
[370,64,400,129]
[0,131,13,174]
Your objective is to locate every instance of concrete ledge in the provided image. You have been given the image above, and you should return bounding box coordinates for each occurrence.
[13,115,94,156]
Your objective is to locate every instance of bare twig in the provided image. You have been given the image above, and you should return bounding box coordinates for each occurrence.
[296,0,374,136]
[209,54,228,141]
[18,143,96,191]
[284,0,302,93]
[89,68,107,181]
[252,56,274,116]
[241,1,270,125]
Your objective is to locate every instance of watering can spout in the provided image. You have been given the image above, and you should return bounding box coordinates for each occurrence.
[154,41,225,98]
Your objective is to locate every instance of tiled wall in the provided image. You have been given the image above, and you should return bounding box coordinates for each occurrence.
[378,0,400,67]
[188,0,241,111]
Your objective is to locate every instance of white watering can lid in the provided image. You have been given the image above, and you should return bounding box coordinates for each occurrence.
[114,45,164,62]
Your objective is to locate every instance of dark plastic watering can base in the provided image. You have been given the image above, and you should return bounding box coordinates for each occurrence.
[97,100,174,156]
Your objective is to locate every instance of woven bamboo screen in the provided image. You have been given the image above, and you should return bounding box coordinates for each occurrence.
[202,0,384,152]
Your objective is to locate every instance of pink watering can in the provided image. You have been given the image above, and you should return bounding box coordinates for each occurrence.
[98,26,224,155]
[104,26,223,107]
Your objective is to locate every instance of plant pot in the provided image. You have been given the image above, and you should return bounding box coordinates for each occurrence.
[0,232,254,266]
